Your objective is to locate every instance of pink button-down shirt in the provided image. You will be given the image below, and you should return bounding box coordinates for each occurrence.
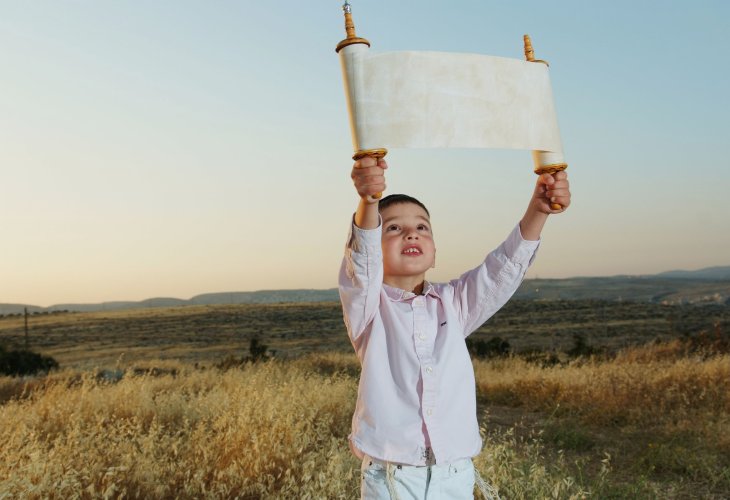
[338,220,539,466]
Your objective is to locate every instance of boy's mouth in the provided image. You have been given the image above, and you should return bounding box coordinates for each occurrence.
[401,245,422,256]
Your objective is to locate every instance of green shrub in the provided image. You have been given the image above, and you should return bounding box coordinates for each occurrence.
[0,346,59,376]
[467,337,511,358]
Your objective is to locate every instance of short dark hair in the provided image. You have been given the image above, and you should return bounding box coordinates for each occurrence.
[378,194,430,218]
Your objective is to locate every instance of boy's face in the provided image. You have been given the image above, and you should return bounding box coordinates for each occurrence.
[380,202,436,281]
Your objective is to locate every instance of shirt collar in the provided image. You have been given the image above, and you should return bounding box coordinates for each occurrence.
[383,281,440,301]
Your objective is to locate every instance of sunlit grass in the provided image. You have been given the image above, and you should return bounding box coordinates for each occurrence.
[1,344,728,498]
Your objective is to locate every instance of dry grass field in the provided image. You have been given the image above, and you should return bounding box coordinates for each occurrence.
[1,300,729,498]
[0,303,352,370]
[1,299,727,369]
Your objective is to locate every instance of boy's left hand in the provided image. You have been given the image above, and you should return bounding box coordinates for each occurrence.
[532,171,571,214]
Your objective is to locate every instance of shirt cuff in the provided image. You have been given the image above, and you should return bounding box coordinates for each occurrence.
[347,214,383,254]
[502,223,540,265]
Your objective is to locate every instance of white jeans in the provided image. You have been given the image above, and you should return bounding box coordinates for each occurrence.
[360,455,476,500]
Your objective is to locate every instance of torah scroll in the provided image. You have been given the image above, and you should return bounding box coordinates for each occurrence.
[339,45,566,169]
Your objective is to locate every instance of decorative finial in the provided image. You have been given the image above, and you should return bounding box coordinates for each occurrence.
[523,34,549,66]
[523,34,535,61]
[336,1,370,53]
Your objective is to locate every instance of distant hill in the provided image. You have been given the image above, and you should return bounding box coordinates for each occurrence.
[654,266,730,280]
[0,289,341,315]
[190,289,340,305]
[512,266,730,304]
[513,276,729,304]
[2,266,728,315]
[46,297,190,313]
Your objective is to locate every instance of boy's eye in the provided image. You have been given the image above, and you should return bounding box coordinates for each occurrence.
[418,224,430,231]
[387,225,399,231]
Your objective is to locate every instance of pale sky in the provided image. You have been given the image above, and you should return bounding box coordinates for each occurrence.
[2,1,728,306]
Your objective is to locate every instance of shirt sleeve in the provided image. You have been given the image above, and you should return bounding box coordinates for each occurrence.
[448,223,540,336]
[338,216,384,341]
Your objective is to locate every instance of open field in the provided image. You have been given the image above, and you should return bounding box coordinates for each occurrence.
[1,300,729,498]
[1,299,728,370]
[1,347,728,498]
[0,303,351,370]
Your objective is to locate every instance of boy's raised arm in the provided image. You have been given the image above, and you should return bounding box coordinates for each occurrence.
[519,171,571,240]
[339,156,388,342]
[352,157,387,229]
[450,171,571,335]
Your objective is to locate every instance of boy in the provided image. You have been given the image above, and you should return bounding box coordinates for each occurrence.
[339,156,571,499]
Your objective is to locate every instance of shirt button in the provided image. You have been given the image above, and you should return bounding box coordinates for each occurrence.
[426,409,433,416]
[418,333,426,340]
[426,366,433,374]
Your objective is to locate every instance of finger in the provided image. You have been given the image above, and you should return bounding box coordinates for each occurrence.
[549,196,570,209]
[547,196,570,208]
[360,182,386,197]
[549,180,570,191]
[352,166,386,178]
[356,175,386,187]
[539,173,555,186]
[356,156,378,169]
[546,188,570,199]
[553,170,568,181]
[355,175,386,190]
[545,188,571,198]
[352,169,386,184]
[554,196,571,207]
[377,159,388,169]
[370,182,387,194]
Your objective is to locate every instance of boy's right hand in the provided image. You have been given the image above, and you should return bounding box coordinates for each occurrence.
[351,157,388,204]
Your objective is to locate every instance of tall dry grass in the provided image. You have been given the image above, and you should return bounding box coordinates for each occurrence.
[0,358,360,498]
[3,344,728,498]
[474,343,730,430]
[475,342,730,497]
[0,352,605,499]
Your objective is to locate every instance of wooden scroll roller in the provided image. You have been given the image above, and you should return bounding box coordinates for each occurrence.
[336,1,386,201]
[524,34,567,211]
